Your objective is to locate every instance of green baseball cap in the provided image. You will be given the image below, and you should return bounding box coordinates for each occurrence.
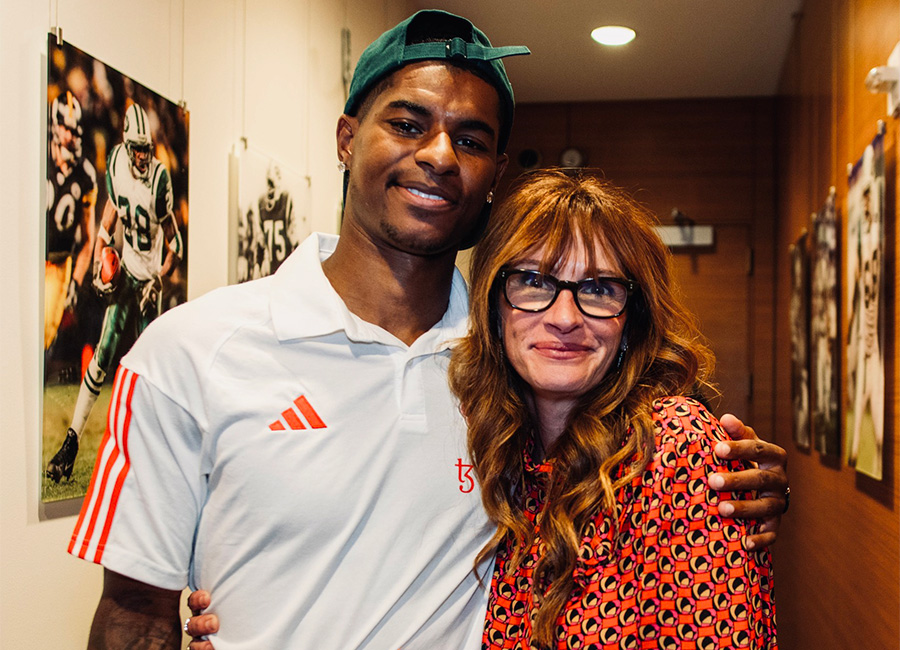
[344,10,530,153]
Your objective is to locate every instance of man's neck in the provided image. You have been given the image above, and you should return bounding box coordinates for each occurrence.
[322,233,459,347]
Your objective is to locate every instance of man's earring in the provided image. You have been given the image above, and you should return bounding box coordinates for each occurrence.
[337,160,348,173]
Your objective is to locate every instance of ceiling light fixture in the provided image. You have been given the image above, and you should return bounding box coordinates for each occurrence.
[591,25,636,46]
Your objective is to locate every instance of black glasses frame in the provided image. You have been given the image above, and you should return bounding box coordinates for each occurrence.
[498,269,636,319]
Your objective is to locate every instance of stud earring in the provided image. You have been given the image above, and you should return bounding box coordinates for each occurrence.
[615,339,629,371]
[486,191,494,204]
[337,160,348,173]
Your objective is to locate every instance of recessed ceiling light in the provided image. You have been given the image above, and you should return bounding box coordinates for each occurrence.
[591,25,636,46]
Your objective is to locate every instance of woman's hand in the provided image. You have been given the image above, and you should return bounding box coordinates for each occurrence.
[185,589,219,650]
[709,413,789,550]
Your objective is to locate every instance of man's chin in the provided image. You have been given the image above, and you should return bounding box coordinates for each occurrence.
[381,223,466,257]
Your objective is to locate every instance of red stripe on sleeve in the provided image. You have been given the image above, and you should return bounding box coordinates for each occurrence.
[71,368,135,562]
[93,370,138,562]
[71,365,126,557]
[69,425,112,554]
[76,368,130,558]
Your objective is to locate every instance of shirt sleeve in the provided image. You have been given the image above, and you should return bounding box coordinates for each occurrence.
[68,364,207,590]
[636,396,777,648]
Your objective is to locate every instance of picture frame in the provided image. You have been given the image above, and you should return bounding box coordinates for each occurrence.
[42,35,190,506]
[789,231,811,451]
[229,145,310,284]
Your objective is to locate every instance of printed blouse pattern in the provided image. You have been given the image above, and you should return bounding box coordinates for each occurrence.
[484,396,777,649]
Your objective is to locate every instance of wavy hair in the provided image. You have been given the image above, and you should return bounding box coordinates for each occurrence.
[447,169,716,646]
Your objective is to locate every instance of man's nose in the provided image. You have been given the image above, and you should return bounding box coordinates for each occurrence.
[416,131,460,175]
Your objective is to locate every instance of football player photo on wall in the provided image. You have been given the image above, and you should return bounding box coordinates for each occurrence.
[230,146,310,284]
[844,129,885,481]
[42,35,189,506]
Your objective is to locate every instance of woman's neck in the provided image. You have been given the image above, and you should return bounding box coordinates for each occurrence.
[531,396,577,459]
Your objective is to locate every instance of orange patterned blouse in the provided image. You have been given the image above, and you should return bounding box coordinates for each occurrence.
[483,396,777,650]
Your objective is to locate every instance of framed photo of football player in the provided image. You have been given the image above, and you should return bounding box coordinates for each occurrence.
[810,188,840,457]
[230,146,310,284]
[844,130,885,480]
[42,35,190,506]
[789,231,811,451]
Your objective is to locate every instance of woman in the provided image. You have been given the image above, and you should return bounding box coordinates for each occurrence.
[447,169,775,648]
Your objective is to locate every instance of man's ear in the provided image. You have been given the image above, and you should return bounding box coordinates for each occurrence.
[336,115,358,167]
[493,152,509,191]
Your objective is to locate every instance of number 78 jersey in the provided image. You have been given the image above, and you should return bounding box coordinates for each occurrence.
[106,143,174,282]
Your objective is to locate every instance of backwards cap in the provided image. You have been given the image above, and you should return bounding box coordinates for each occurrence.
[344,10,530,153]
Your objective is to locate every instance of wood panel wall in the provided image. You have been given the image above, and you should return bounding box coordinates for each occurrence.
[503,1,899,642]
[775,1,899,649]
[502,97,777,435]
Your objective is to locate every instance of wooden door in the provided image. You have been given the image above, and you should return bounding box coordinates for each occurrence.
[668,224,753,419]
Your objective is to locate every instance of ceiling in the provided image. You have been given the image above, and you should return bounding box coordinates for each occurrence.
[410,0,804,103]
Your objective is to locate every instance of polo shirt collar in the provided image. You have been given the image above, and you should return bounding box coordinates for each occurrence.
[270,232,469,350]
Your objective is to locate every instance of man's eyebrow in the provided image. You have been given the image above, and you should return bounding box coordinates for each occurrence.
[386,99,432,118]
[459,118,497,140]
[385,100,497,140]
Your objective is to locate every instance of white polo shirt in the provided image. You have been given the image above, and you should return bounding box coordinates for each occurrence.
[70,233,494,649]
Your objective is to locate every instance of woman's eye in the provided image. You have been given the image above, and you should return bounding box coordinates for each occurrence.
[522,272,546,288]
[582,280,612,296]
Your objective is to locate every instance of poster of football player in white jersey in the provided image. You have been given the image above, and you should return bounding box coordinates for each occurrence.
[845,131,885,480]
[42,36,189,505]
[232,147,310,283]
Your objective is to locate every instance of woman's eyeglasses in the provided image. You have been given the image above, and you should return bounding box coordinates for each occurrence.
[498,269,636,319]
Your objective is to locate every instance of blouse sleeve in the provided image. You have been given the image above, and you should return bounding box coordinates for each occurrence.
[635,396,777,649]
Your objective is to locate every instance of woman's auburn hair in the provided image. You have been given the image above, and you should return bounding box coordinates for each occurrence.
[447,169,716,646]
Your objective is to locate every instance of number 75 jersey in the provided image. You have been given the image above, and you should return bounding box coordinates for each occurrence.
[106,143,174,282]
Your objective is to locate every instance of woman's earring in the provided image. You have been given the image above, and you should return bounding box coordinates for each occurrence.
[337,160,348,173]
[486,191,494,204]
[615,339,628,370]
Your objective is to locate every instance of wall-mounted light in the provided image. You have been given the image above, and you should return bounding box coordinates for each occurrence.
[654,209,715,249]
[591,26,636,47]
[865,41,900,117]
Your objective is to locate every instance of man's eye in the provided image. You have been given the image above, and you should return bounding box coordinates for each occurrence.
[456,136,487,152]
[391,120,420,134]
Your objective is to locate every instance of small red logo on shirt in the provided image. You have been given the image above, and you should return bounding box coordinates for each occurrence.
[269,395,327,431]
[456,458,475,493]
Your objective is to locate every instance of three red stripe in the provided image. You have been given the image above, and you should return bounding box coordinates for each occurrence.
[69,367,136,562]
[269,394,326,431]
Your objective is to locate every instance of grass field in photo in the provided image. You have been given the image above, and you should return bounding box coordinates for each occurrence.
[41,382,112,503]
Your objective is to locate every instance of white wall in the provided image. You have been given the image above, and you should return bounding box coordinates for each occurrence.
[0,0,411,645]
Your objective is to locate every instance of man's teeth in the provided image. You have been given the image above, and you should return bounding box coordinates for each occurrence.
[407,187,445,201]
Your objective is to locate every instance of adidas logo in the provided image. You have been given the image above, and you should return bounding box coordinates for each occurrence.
[269,395,326,431]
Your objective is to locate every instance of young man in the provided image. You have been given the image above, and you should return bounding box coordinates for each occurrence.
[73,11,787,649]
[46,102,182,483]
